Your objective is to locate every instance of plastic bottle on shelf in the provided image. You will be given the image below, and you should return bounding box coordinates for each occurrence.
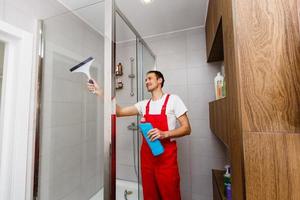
[214,72,224,100]
[222,78,226,97]
[226,183,232,200]
[224,165,231,197]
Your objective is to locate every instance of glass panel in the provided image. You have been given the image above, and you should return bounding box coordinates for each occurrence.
[115,12,141,199]
[140,42,156,100]
[37,2,107,200]
[136,41,156,200]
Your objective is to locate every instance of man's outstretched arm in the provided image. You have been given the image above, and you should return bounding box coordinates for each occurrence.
[87,79,139,117]
[116,104,139,117]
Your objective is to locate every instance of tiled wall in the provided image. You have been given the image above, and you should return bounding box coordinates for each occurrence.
[145,27,228,200]
[39,9,104,200]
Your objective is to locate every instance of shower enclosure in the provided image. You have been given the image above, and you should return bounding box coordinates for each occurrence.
[115,7,156,200]
[34,0,155,199]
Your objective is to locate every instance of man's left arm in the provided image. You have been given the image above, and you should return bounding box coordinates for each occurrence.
[148,113,191,141]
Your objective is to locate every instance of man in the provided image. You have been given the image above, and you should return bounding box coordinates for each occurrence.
[88,70,191,200]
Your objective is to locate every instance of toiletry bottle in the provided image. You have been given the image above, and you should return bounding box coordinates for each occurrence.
[222,78,226,97]
[226,184,232,200]
[224,165,231,196]
[214,72,224,100]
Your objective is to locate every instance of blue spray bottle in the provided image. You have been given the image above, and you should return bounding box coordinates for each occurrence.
[139,122,164,156]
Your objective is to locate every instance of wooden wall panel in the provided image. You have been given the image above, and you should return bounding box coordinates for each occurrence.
[235,0,300,132]
[222,0,245,199]
[244,132,300,200]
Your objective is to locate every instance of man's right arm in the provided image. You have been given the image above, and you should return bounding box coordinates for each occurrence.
[116,104,139,117]
[87,79,139,117]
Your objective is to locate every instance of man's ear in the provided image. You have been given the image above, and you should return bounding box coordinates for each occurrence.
[158,77,163,85]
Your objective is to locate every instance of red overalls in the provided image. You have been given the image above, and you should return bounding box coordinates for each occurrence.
[141,94,181,200]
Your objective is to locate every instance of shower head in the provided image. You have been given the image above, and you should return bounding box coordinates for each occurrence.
[70,57,95,83]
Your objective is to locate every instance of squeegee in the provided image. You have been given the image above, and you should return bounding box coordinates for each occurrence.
[69,57,95,84]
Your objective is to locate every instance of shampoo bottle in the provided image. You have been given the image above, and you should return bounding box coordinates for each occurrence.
[214,72,224,100]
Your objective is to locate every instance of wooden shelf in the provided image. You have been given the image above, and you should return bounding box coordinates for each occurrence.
[212,169,226,200]
[209,97,228,146]
[205,0,224,62]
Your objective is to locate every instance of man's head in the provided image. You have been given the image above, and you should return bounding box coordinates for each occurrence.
[145,70,165,92]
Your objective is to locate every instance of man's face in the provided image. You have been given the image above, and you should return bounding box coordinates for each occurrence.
[145,73,162,92]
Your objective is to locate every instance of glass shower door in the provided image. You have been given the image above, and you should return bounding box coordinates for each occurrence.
[115,10,141,200]
[34,1,113,200]
[137,40,156,200]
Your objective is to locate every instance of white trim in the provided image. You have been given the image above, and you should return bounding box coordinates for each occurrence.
[0,20,34,200]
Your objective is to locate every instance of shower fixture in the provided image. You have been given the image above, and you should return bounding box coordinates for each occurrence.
[128,57,135,96]
[116,62,123,76]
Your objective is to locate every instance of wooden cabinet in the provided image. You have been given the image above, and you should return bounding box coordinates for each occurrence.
[206,0,300,199]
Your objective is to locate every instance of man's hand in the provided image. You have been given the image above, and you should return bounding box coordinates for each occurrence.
[147,128,168,141]
[87,79,103,96]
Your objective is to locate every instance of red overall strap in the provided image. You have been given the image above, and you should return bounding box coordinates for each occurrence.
[161,94,170,115]
[145,94,170,115]
[145,99,151,115]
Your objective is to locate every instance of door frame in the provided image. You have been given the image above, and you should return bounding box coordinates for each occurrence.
[0,20,35,200]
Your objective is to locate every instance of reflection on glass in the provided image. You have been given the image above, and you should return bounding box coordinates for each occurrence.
[38,2,104,200]
[141,43,156,100]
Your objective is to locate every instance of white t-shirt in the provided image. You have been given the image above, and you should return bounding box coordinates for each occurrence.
[134,94,188,131]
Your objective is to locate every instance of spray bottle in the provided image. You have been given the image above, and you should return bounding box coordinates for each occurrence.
[224,165,232,199]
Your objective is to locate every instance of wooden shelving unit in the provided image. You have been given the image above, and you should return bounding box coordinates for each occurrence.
[205,0,300,199]
[212,169,226,200]
[209,98,228,146]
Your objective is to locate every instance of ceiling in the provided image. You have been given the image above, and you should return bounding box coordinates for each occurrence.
[57,0,208,41]
[115,0,208,37]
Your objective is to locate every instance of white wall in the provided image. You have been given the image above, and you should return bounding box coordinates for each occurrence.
[0,0,67,34]
[145,27,228,200]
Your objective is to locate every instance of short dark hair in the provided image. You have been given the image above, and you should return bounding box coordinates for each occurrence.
[147,70,165,88]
